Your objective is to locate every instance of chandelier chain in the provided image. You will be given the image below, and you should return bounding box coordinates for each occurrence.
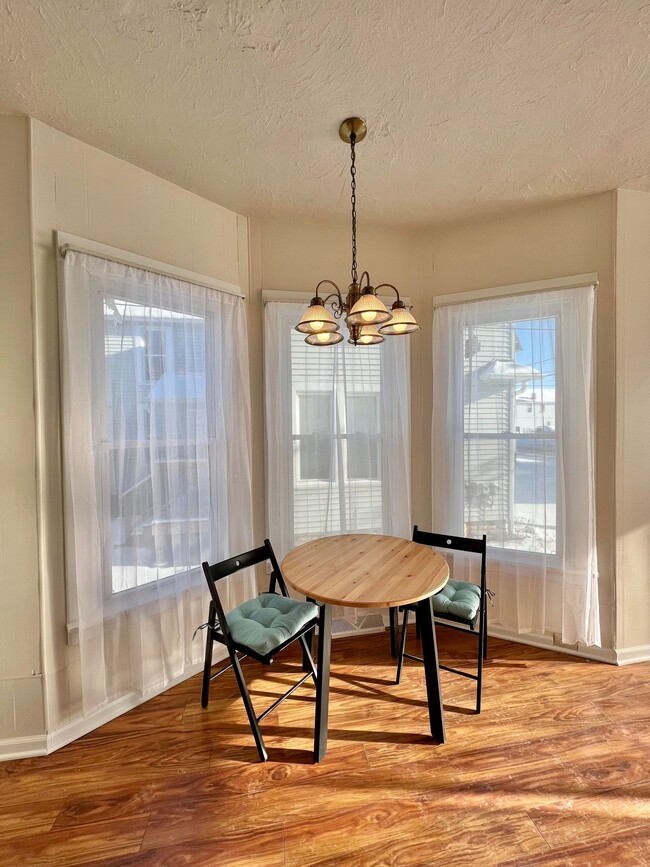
[350,132,357,285]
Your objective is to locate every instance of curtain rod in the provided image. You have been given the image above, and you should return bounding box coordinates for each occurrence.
[57,232,244,299]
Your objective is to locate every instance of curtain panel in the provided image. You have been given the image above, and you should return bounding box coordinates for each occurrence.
[60,252,254,718]
[432,285,600,647]
[264,301,411,629]
[432,286,600,645]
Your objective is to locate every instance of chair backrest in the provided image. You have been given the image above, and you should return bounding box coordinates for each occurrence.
[412,526,487,595]
[201,539,289,645]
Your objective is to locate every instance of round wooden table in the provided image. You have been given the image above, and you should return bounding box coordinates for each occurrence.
[282,534,449,762]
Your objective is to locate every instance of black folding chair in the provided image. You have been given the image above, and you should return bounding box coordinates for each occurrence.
[393,527,489,713]
[200,539,319,761]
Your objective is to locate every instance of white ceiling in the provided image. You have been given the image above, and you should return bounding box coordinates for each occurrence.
[1,0,649,227]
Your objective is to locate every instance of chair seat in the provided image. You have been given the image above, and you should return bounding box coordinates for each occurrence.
[431,578,481,624]
[226,593,319,656]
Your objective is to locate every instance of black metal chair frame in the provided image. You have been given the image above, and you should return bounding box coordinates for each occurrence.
[201,539,318,762]
[393,526,488,713]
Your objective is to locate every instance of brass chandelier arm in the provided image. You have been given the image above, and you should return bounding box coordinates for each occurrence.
[374,283,402,305]
[313,280,346,319]
[358,271,371,291]
[314,280,342,300]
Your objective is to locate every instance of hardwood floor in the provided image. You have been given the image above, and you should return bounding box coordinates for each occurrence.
[2,629,650,866]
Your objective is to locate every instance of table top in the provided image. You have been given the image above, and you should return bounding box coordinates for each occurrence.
[281,534,449,608]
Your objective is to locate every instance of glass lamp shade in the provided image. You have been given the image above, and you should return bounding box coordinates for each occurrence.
[378,306,420,335]
[295,303,339,334]
[346,291,392,327]
[350,325,384,345]
[305,330,344,346]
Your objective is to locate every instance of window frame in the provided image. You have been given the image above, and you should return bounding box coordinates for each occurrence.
[92,279,222,613]
[459,306,565,567]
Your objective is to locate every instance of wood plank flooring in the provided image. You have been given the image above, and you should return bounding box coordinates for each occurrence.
[2,629,650,866]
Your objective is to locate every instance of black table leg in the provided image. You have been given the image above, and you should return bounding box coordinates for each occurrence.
[314,602,332,762]
[389,606,398,657]
[416,595,446,743]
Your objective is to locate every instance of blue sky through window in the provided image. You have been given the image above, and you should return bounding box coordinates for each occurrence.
[514,317,556,387]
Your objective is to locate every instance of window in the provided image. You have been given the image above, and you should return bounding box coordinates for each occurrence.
[289,329,383,543]
[463,316,557,555]
[103,299,211,594]
[264,301,411,561]
[432,284,599,647]
[60,250,251,614]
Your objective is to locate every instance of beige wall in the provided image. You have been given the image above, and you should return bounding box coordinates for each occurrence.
[427,193,616,649]
[29,119,249,735]
[615,189,650,653]
[0,116,45,744]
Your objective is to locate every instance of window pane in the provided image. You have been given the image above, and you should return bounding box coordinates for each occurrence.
[463,316,557,554]
[298,393,332,481]
[104,298,210,592]
[347,393,380,480]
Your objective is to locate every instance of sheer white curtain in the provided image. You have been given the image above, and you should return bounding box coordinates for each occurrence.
[265,301,411,625]
[432,286,600,647]
[60,252,254,717]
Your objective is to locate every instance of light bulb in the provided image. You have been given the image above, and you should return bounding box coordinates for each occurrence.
[316,332,331,343]
[361,310,377,323]
[310,321,324,331]
[360,334,373,344]
[392,322,407,334]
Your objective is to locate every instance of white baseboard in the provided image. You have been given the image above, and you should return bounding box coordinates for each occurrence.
[487,626,616,664]
[614,645,650,666]
[46,660,205,755]
[0,734,49,761]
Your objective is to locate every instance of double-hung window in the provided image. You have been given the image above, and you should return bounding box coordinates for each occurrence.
[264,300,411,561]
[461,314,559,556]
[60,249,252,618]
[289,328,384,545]
[432,284,600,646]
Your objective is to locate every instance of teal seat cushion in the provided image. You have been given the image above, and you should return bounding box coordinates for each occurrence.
[226,593,318,656]
[432,578,481,623]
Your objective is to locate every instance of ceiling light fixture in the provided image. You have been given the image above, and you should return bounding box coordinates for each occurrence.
[295,117,420,346]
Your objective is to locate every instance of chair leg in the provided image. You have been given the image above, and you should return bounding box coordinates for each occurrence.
[302,599,316,672]
[201,602,217,709]
[482,605,488,660]
[395,609,410,684]
[476,631,484,714]
[231,652,268,762]
[389,607,398,657]
[476,602,486,714]
[300,626,317,677]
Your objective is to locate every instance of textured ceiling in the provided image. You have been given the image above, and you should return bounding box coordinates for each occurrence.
[1,0,649,226]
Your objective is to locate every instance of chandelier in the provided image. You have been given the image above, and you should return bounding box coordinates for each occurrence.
[296,117,420,346]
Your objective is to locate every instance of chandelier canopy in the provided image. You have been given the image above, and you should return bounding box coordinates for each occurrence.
[295,117,420,346]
